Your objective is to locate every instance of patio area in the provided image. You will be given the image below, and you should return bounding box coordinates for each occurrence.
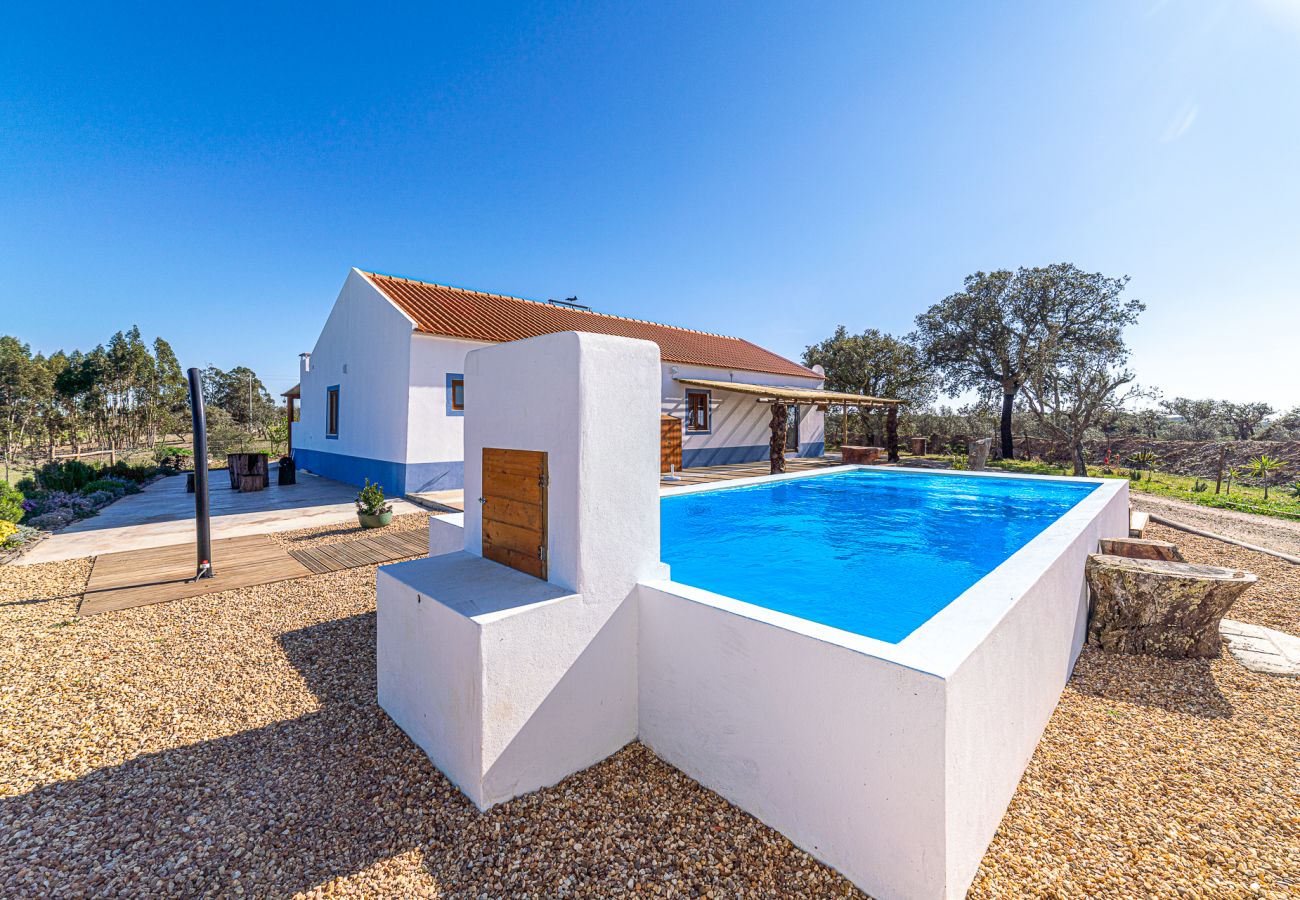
[18,465,421,565]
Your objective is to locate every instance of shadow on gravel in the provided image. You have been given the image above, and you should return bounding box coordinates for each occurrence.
[0,613,456,896]
[1069,645,1234,719]
[0,612,853,897]
[272,525,366,544]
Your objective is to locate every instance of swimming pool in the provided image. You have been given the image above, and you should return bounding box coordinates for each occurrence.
[661,468,1099,643]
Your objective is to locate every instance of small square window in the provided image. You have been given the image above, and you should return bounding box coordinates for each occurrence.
[447,373,466,416]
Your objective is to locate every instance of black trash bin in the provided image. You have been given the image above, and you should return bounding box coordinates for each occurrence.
[278,455,297,486]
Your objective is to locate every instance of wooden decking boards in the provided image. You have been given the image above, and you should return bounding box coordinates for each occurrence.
[79,528,429,617]
[288,529,428,575]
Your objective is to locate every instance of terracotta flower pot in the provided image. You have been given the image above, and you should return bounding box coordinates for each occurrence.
[358,511,393,529]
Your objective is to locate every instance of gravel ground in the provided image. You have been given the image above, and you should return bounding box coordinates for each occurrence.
[1132,493,1300,558]
[2,516,1298,897]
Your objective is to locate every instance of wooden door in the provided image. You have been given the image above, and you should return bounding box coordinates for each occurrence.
[660,415,682,473]
[481,448,548,580]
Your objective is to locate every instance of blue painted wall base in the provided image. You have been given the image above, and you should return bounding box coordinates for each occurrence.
[293,447,464,494]
[681,442,825,468]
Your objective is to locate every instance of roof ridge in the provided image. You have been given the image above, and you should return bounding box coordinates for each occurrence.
[359,269,747,342]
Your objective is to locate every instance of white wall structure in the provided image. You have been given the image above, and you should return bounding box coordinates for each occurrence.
[293,269,416,491]
[378,331,665,809]
[376,331,1128,899]
[404,333,492,492]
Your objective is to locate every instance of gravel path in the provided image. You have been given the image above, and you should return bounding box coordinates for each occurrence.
[2,515,1297,897]
[1131,493,1300,558]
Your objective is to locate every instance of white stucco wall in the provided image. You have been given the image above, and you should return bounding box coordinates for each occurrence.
[660,362,826,465]
[379,331,665,810]
[294,269,416,487]
[376,552,579,807]
[404,333,493,492]
[463,331,667,597]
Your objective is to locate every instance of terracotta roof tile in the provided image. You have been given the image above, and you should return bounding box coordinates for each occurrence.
[359,270,818,380]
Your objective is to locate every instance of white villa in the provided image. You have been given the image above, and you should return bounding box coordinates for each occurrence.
[288,268,829,494]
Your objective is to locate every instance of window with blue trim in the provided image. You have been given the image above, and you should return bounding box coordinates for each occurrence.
[326,386,340,437]
[685,389,711,433]
[446,373,465,417]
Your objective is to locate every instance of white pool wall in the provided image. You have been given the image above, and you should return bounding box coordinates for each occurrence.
[637,579,951,898]
[940,474,1127,892]
[643,467,1128,900]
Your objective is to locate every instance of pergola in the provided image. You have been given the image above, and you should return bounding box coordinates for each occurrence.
[673,377,903,474]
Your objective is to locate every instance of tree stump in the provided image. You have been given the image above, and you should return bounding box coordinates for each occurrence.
[227,453,269,492]
[1085,554,1257,658]
[910,436,927,456]
[967,438,992,471]
[1098,537,1185,562]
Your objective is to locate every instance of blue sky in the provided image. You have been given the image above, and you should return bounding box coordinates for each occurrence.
[3,2,1298,408]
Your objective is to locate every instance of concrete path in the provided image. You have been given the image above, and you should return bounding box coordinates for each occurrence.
[19,469,420,565]
[1220,619,1300,676]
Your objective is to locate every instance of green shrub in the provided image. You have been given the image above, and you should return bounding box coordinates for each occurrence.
[1192,479,1209,493]
[80,478,134,498]
[34,459,99,492]
[1128,469,1142,482]
[105,460,159,483]
[0,480,23,524]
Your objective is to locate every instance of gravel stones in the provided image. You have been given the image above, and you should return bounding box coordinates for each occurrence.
[2,515,1297,897]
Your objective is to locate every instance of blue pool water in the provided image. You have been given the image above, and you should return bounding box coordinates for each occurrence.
[660,469,1098,643]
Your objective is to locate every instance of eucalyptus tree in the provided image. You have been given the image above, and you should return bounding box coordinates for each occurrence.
[202,365,278,435]
[144,337,187,444]
[912,264,1144,459]
[0,336,39,480]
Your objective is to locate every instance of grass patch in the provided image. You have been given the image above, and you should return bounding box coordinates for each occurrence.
[979,459,1300,522]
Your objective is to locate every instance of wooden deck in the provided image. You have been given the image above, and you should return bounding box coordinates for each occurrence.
[660,456,843,487]
[289,530,428,575]
[79,528,429,617]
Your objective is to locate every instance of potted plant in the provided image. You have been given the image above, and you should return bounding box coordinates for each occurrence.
[356,479,393,528]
